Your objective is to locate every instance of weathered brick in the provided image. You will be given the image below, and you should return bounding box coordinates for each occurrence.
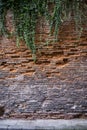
[0,11,87,119]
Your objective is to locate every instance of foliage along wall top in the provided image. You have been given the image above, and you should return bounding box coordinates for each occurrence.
[0,0,87,54]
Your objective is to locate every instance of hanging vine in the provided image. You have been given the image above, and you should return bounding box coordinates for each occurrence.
[0,0,87,53]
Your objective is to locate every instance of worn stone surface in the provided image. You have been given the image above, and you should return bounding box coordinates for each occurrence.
[0,12,87,119]
[0,119,87,130]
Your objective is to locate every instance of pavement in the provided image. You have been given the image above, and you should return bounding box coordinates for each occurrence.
[0,119,87,130]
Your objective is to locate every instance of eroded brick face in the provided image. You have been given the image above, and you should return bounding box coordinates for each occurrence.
[0,12,87,119]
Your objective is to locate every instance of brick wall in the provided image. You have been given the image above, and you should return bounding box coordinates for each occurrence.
[0,11,87,119]
[0,14,87,79]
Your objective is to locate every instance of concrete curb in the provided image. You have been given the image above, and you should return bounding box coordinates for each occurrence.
[0,119,87,130]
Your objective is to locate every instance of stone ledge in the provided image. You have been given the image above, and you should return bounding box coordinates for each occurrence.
[0,119,87,130]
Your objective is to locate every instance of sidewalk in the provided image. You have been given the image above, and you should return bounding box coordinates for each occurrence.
[0,119,87,130]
